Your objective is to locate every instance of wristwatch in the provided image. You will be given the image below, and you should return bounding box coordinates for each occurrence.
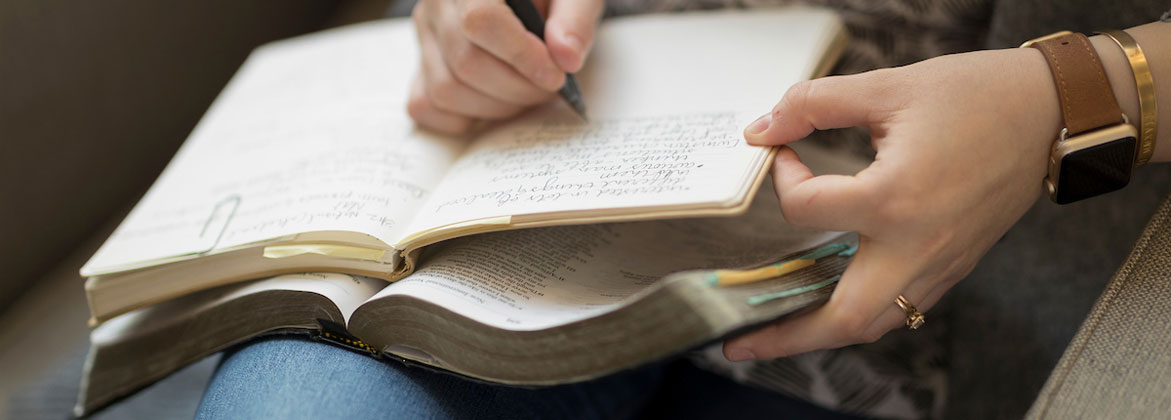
[1022,31,1139,204]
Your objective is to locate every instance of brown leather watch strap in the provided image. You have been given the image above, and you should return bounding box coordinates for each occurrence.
[1029,33,1124,136]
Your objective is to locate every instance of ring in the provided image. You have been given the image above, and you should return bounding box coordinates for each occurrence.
[895,295,925,330]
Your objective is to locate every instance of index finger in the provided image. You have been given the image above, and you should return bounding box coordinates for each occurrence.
[457,1,566,91]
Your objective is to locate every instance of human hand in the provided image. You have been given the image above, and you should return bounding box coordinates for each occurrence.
[724,48,1064,361]
[408,0,604,134]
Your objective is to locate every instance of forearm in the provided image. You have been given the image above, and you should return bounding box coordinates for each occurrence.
[1089,21,1171,163]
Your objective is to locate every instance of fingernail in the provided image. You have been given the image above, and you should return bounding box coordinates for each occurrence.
[534,67,562,90]
[564,33,585,57]
[727,348,756,362]
[745,113,771,135]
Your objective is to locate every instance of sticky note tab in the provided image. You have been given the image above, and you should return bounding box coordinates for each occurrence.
[797,243,850,261]
[746,275,841,306]
[708,242,852,287]
[709,259,816,286]
[263,244,387,262]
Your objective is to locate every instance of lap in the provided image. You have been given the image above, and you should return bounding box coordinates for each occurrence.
[196,335,859,420]
[196,335,659,420]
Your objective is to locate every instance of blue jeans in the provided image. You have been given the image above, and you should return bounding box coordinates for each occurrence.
[196,336,863,419]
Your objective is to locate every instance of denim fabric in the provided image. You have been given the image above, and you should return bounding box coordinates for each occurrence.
[196,336,863,420]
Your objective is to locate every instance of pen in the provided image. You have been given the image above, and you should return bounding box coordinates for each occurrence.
[504,0,589,119]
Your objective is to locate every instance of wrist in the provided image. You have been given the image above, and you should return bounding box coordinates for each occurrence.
[1022,32,1138,204]
[1089,34,1143,149]
[1124,22,1171,163]
[1093,22,1171,163]
[1015,47,1066,178]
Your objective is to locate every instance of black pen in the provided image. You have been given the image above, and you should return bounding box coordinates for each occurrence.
[505,0,589,119]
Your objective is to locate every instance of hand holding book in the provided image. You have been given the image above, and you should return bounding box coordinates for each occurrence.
[727,48,1083,360]
[729,19,1171,361]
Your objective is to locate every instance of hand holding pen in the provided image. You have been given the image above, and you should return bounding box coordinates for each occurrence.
[408,0,602,134]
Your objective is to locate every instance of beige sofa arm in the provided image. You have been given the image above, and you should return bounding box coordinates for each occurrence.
[1027,194,1171,419]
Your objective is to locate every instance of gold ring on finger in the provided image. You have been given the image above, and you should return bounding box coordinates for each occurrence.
[895,295,925,330]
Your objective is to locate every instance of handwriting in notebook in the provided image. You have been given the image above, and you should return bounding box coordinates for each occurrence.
[426,112,744,217]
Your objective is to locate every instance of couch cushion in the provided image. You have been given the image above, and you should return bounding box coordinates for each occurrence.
[0,0,341,311]
[1026,193,1171,418]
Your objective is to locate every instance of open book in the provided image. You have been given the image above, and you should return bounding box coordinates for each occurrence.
[76,7,851,415]
[78,188,856,415]
[80,8,847,323]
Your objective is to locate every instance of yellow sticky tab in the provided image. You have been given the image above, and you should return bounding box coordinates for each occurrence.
[711,259,815,286]
[262,244,387,262]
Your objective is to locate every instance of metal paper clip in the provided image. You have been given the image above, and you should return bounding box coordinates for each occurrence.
[197,195,241,255]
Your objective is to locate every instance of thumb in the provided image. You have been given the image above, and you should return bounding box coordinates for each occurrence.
[745,71,894,146]
[544,0,604,73]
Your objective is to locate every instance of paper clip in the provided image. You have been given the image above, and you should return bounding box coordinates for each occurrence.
[196,195,241,255]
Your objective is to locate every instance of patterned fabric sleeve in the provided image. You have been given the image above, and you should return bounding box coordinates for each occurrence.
[689,325,947,419]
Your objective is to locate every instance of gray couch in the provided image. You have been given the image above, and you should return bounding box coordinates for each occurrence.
[2,1,1170,419]
[0,1,386,417]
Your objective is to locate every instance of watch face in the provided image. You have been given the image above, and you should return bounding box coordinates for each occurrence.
[1055,136,1136,204]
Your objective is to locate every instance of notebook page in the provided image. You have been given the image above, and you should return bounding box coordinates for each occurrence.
[82,22,463,275]
[402,8,841,238]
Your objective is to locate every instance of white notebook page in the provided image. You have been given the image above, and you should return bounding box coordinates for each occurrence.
[403,8,842,238]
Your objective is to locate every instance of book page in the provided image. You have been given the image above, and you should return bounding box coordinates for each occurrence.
[83,22,464,275]
[402,9,842,238]
[82,272,389,416]
[372,182,840,331]
[93,272,389,345]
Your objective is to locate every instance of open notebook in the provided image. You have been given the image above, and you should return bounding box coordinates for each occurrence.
[80,7,847,323]
[75,7,853,416]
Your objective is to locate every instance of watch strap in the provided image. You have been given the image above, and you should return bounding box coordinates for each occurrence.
[1028,33,1124,136]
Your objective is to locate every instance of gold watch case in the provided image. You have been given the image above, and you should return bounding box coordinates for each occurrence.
[1044,118,1138,204]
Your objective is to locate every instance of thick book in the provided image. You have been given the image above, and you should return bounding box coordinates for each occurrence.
[75,7,851,416]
